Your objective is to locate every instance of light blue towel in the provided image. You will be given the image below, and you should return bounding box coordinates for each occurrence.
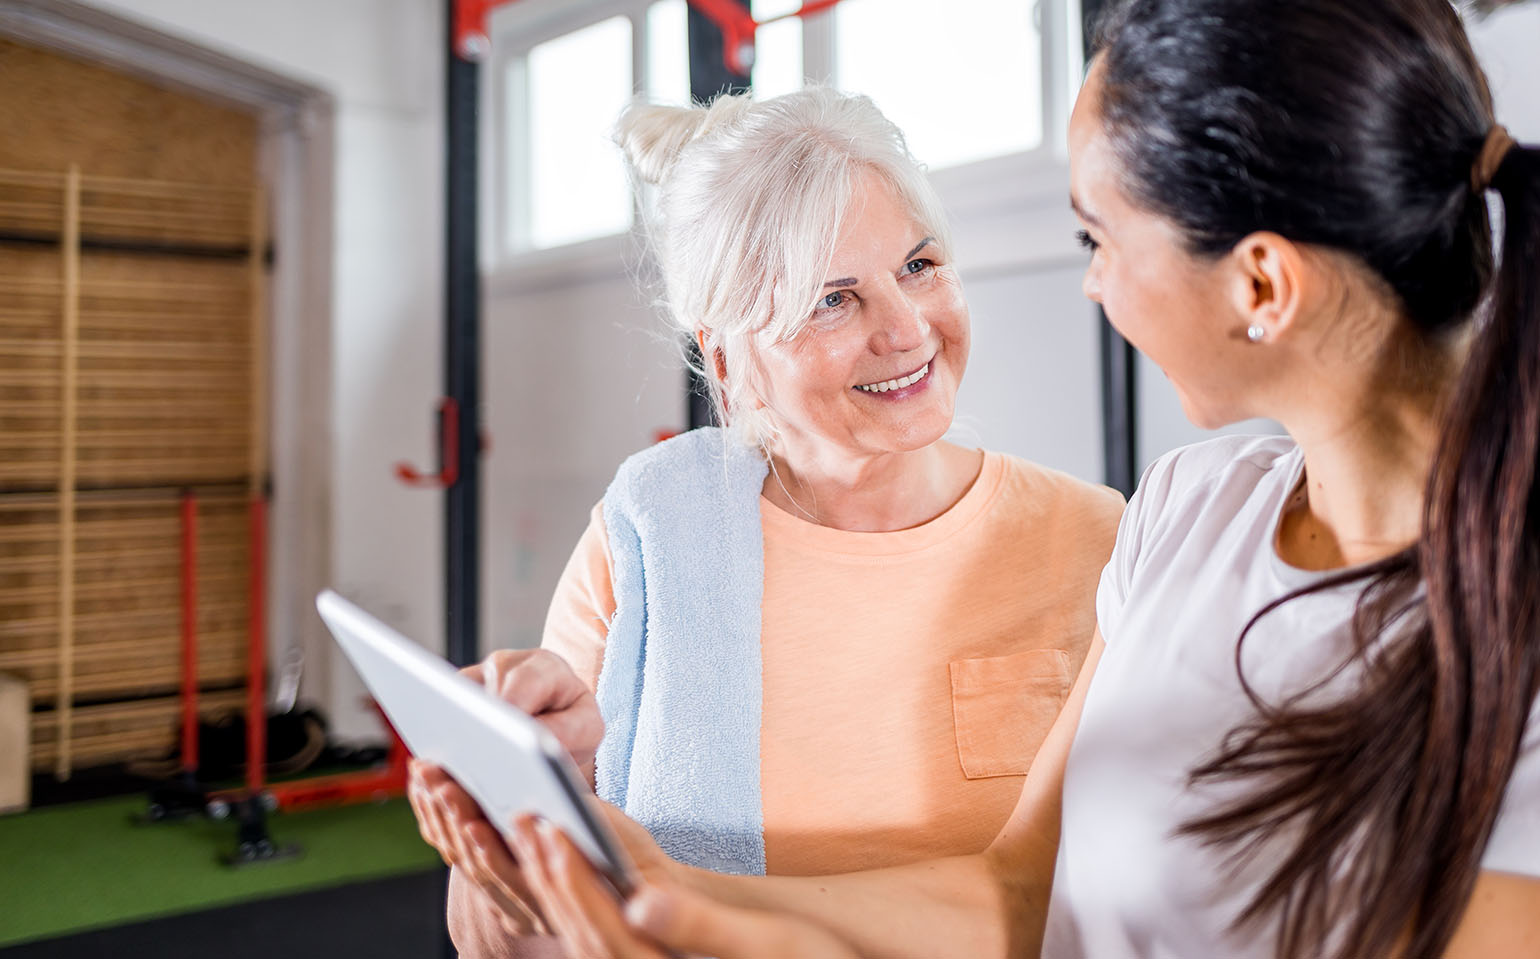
[595,427,770,875]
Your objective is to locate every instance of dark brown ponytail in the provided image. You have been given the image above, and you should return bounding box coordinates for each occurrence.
[1411,138,1540,951]
[1092,1,1540,955]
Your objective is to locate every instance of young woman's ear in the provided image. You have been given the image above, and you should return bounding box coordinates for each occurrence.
[1228,232,1304,344]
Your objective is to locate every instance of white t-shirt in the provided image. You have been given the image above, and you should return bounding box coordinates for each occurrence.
[1043,434,1540,958]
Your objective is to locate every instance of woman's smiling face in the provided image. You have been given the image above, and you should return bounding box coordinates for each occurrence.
[750,171,970,461]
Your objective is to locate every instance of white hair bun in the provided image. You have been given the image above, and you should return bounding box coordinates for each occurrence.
[614,95,753,186]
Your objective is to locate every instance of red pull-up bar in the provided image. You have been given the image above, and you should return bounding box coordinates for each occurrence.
[683,0,844,74]
[454,0,845,73]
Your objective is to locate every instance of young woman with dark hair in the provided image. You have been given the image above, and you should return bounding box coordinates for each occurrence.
[449,1,1540,955]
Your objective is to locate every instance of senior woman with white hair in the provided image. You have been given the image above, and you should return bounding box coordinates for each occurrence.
[408,87,1123,957]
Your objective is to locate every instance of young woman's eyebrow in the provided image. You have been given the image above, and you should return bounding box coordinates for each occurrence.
[1070,195,1104,229]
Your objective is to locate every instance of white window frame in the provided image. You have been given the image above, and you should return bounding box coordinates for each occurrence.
[482,0,655,286]
[484,0,1084,294]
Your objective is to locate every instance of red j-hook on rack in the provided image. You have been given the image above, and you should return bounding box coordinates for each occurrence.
[452,0,846,74]
[395,397,461,490]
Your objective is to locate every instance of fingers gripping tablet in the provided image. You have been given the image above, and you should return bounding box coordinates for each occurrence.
[316,590,636,898]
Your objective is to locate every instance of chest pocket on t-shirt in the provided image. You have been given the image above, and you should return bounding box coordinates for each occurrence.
[949,648,1073,779]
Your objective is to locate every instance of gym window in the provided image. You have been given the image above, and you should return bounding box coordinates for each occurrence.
[503,14,635,252]
[490,0,1082,261]
[835,0,1047,170]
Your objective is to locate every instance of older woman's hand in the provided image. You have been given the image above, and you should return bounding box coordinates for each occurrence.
[508,809,858,959]
[464,649,604,783]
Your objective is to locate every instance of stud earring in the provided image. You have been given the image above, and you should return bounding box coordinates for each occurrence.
[1247,324,1266,343]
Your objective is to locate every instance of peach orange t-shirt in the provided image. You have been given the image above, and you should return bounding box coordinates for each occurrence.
[543,450,1123,876]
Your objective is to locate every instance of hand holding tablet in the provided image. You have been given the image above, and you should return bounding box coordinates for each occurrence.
[316,590,637,899]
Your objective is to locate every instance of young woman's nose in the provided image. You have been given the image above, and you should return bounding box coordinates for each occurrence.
[1082,261,1103,304]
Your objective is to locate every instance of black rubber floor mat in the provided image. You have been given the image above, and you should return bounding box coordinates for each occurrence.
[0,868,452,959]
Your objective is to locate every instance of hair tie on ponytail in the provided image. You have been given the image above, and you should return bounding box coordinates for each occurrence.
[1472,125,1517,192]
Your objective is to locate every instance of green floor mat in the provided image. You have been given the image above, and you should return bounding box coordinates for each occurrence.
[0,794,443,947]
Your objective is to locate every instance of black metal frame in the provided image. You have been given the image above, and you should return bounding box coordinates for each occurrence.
[445,1,481,670]
[688,0,751,102]
[440,6,483,955]
[684,0,751,431]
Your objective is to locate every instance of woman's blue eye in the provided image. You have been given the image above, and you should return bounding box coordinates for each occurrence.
[905,258,933,274]
[820,291,845,310]
[1076,229,1100,253]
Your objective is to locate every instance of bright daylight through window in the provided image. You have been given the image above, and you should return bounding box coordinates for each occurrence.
[507,0,1058,256]
[521,15,635,250]
[836,0,1043,170]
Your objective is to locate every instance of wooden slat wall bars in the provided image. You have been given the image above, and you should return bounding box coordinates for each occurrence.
[0,167,266,778]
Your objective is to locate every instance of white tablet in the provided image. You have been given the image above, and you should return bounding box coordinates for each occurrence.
[316,589,636,897]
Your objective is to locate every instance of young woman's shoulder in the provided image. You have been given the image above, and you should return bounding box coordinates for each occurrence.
[1145,432,1295,496]
[1100,433,1296,577]
[1124,433,1293,527]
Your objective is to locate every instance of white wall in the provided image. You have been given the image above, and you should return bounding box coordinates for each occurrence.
[951,262,1104,482]
[939,160,1104,483]
[482,260,683,651]
[86,0,446,741]
[1469,3,1540,141]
